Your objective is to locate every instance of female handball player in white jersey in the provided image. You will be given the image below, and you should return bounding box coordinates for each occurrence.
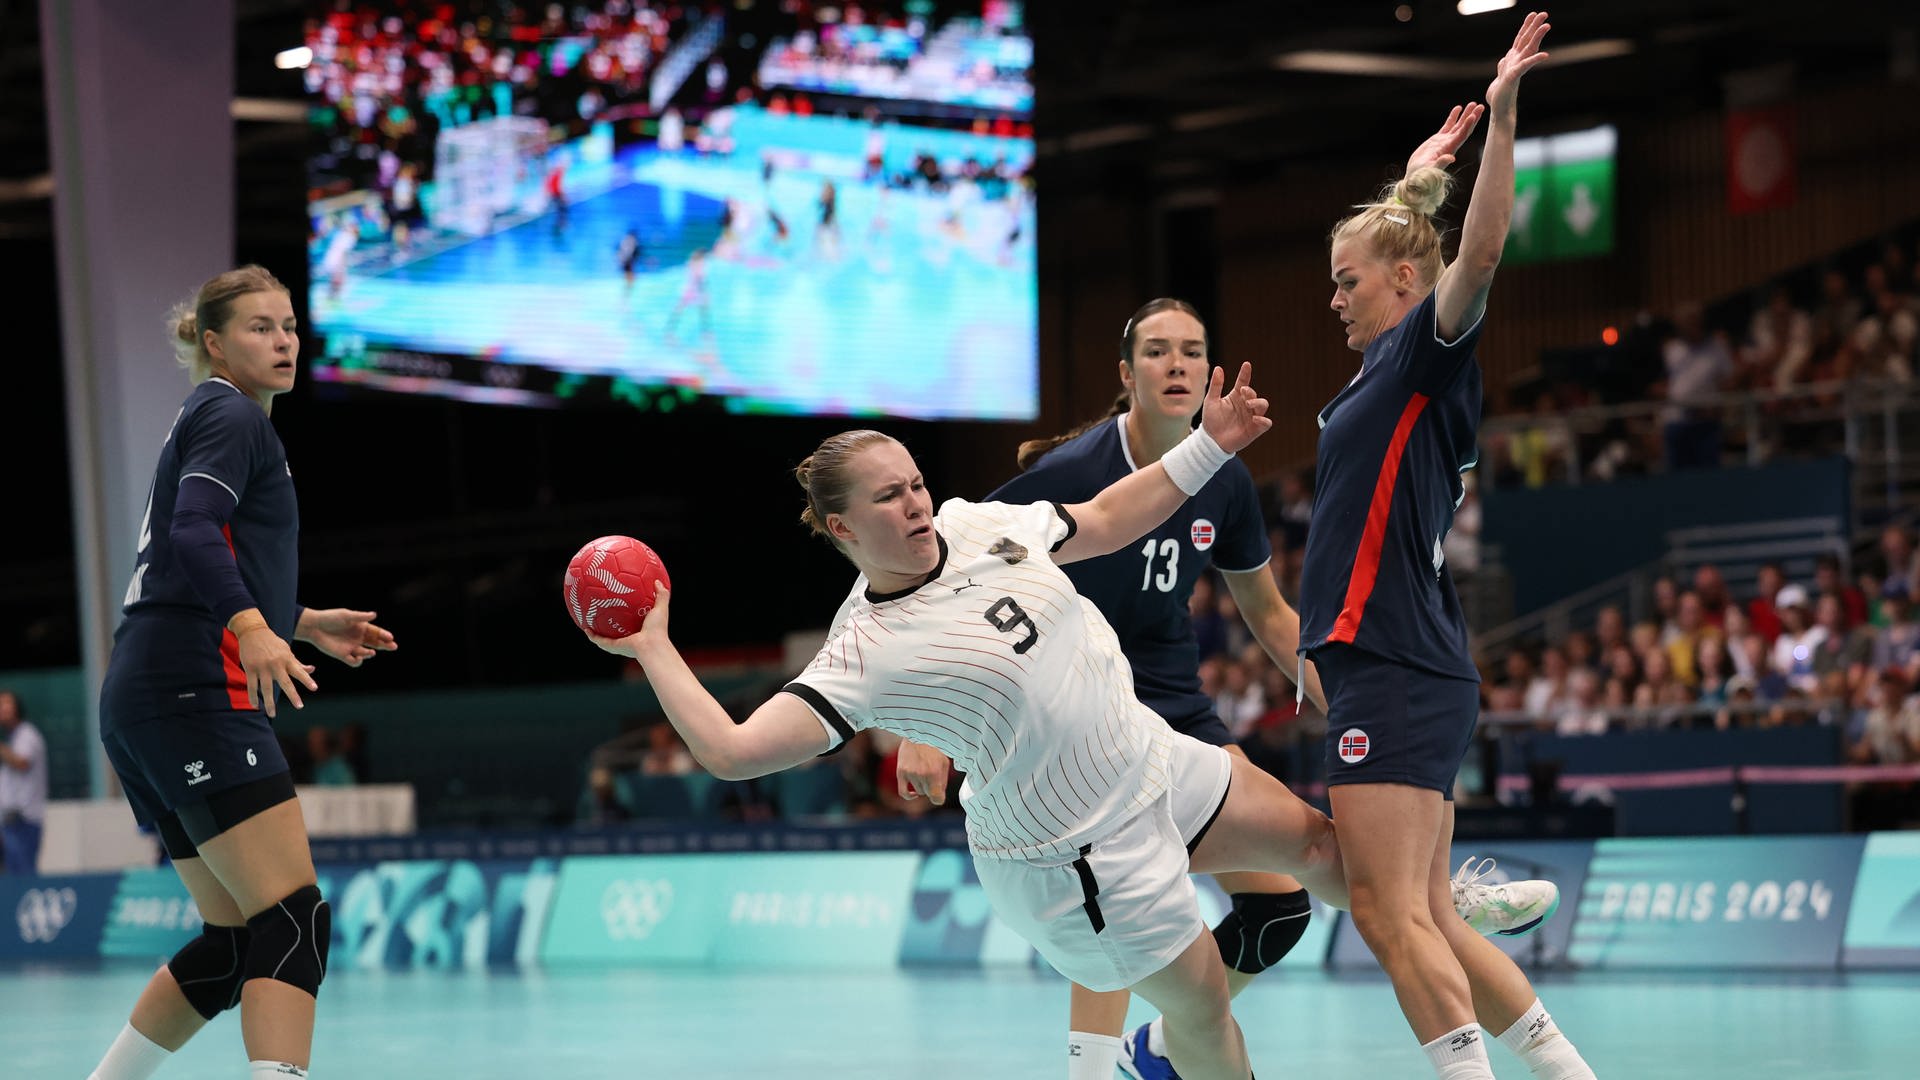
[589,363,1333,1079]
[1297,14,1596,1079]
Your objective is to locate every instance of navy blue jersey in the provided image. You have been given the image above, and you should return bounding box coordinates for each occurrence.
[1298,292,1482,682]
[105,378,300,715]
[989,415,1270,725]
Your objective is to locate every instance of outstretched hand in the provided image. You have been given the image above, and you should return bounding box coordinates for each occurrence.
[1486,11,1551,121]
[1199,362,1272,455]
[586,581,672,659]
[300,608,397,667]
[1405,103,1486,174]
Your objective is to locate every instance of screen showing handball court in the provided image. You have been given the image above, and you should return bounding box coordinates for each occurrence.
[303,1,1036,419]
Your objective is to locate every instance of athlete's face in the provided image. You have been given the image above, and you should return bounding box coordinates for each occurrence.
[1328,239,1418,352]
[206,290,299,402]
[829,440,939,590]
[1122,310,1209,425]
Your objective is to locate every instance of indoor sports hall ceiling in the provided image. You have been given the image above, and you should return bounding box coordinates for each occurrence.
[0,0,1913,240]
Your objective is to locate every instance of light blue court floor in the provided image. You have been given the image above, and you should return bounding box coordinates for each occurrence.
[8,965,1915,1078]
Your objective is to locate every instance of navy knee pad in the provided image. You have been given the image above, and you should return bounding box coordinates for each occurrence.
[1212,889,1312,974]
[168,923,251,1020]
[245,884,331,997]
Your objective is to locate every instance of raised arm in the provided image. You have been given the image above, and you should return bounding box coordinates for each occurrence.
[1053,362,1271,564]
[591,584,831,780]
[1434,11,1551,341]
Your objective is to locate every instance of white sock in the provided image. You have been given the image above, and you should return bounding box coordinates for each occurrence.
[1422,1024,1496,1080]
[89,1024,171,1080]
[249,1063,308,1079]
[1067,1031,1121,1080]
[1497,999,1597,1080]
[1147,1016,1168,1059]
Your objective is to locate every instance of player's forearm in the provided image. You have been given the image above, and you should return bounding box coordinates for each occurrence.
[1077,462,1194,557]
[1454,116,1517,284]
[631,639,752,778]
[1247,602,1328,714]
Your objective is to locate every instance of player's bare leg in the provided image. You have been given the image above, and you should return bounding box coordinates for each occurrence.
[89,857,246,1079]
[1127,931,1252,1080]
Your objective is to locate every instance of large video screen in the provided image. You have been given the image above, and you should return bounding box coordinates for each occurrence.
[302,1,1036,420]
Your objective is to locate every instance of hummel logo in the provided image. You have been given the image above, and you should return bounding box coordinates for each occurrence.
[184,760,212,786]
[1449,1031,1480,1052]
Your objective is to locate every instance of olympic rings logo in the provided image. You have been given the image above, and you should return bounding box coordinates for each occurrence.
[16,887,78,944]
[599,879,674,941]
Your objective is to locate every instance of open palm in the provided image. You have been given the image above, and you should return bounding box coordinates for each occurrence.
[1487,11,1552,120]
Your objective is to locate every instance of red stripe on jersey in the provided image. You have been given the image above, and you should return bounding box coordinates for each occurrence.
[219,524,253,710]
[1328,393,1430,644]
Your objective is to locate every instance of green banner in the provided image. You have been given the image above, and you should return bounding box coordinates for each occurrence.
[1505,125,1615,265]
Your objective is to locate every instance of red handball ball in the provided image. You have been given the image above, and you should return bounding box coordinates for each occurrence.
[564,536,670,638]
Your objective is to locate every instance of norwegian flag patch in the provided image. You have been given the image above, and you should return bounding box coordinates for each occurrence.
[1338,728,1370,764]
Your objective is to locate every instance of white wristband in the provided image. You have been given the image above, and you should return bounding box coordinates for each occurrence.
[1160,428,1233,496]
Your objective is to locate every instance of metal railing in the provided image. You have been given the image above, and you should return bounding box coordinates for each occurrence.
[1478,378,1920,521]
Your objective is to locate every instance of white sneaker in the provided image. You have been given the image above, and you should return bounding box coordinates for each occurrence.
[1451,856,1561,937]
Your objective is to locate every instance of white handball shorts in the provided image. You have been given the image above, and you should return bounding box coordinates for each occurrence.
[972,733,1233,991]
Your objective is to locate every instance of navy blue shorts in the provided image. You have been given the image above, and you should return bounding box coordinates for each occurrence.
[1313,643,1479,799]
[1159,705,1234,748]
[100,708,292,830]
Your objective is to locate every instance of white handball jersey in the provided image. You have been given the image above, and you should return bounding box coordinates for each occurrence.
[784,498,1176,863]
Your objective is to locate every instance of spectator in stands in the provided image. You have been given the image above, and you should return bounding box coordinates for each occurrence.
[639,721,697,777]
[1809,593,1870,685]
[1629,620,1663,664]
[1696,634,1733,706]
[1772,584,1827,693]
[1692,564,1732,629]
[1652,577,1681,643]
[1871,578,1920,674]
[1213,586,1251,659]
[1879,525,1915,598]
[1660,301,1734,470]
[1525,646,1568,717]
[1509,393,1572,488]
[1665,591,1714,685]
[0,690,48,875]
[1815,554,1867,629]
[1594,605,1626,655]
[1633,649,1684,720]
[583,765,632,825]
[1849,668,1920,828]
[338,722,370,783]
[1849,286,1918,382]
[1555,669,1608,736]
[1562,630,1598,676]
[1717,676,1759,730]
[306,727,357,787]
[1276,469,1313,552]
[1215,657,1267,743]
[1742,284,1815,393]
[1189,573,1226,663]
[1604,642,1642,694]
[1750,563,1787,642]
[1813,268,1863,355]
[1444,473,1482,578]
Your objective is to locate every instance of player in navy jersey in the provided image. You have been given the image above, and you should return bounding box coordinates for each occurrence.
[894,298,1559,1080]
[87,267,396,1080]
[1299,15,1595,1080]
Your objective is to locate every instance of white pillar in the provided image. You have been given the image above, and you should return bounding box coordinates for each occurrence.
[41,0,236,794]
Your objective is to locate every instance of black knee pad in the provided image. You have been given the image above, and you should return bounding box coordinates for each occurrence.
[168,923,251,1020]
[1212,889,1312,974]
[245,884,331,997]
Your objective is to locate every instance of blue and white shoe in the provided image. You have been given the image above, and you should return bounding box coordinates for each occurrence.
[1452,857,1562,937]
[1118,1021,1180,1080]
